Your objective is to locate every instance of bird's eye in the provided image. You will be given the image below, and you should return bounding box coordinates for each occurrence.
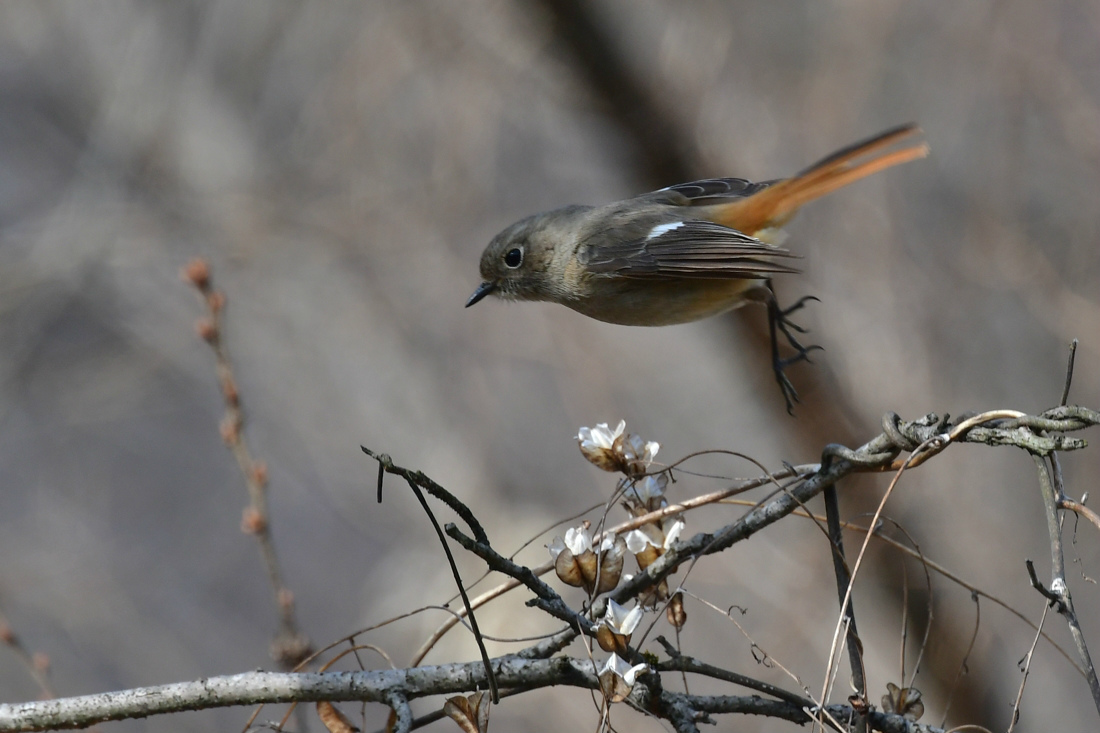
[503,247,523,268]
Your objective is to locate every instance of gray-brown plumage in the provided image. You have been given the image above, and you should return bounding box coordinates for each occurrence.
[466,125,928,406]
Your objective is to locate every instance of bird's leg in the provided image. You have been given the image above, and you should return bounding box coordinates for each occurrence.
[766,287,822,414]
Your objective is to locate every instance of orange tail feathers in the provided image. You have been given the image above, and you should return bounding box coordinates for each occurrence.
[714,124,929,235]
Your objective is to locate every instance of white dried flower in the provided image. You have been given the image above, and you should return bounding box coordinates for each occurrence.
[596,599,643,653]
[602,599,643,635]
[577,420,659,477]
[577,421,626,472]
[598,654,649,703]
[624,528,658,555]
[662,517,685,548]
[624,473,668,512]
[617,433,659,476]
[625,517,685,572]
[549,525,626,595]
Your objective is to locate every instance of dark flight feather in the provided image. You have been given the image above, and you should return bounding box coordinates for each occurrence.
[580,219,799,280]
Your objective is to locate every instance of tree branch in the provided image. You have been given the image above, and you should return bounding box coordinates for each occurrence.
[3,404,1096,732]
[0,659,593,732]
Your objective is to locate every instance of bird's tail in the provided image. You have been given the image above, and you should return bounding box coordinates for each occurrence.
[713,124,929,235]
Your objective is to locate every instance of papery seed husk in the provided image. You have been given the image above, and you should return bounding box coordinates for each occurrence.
[554,549,586,588]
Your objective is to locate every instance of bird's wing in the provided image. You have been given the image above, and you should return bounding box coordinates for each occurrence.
[579,219,799,280]
[646,177,776,206]
[646,125,928,233]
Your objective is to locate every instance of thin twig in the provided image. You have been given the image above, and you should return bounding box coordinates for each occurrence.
[940,593,981,727]
[361,448,499,704]
[816,435,946,732]
[182,259,310,670]
[823,485,867,720]
[0,612,56,699]
[1006,602,1051,732]
[1059,497,1100,533]
[735,502,1084,675]
[408,401,1098,668]
[878,519,934,693]
[1025,560,1063,608]
[414,406,1093,694]
[900,560,910,688]
[1060,339,1078,407]
[653,640,812,708]
[1029,454,1100,714]
[409,466,812,666]
[363,448,488,545]
[677,589,811,700]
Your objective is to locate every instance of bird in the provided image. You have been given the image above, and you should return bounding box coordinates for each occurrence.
[466,124,928,410]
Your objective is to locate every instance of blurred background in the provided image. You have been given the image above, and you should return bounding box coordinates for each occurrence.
[1,1,1098,731]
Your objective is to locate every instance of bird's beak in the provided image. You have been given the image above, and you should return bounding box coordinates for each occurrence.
[465,281,497,307]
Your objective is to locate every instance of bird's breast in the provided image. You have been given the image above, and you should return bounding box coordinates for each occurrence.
[563,276,764,326]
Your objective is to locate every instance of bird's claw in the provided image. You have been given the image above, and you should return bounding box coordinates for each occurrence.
[767,293,822,414]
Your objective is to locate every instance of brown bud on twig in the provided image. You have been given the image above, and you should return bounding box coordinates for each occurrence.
[206,291,226,313]
[221,376,239,406]
[195,318,217,342]
[241,507,267,535]
[181,258,211,290]
[0,623,14,645]
[252,461,269,489]
[219,416,240,446]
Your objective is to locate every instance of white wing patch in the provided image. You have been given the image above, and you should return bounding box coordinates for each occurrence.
[752,226,789,246]
[646,221,685,240]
